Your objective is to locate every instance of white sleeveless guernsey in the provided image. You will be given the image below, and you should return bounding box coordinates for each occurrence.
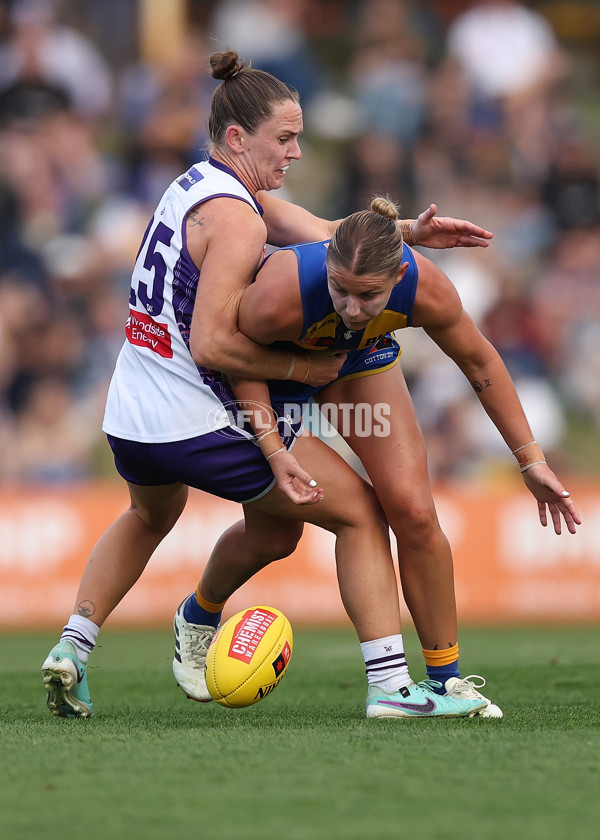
[103,158,263,442]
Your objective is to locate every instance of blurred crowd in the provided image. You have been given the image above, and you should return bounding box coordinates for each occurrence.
[1,0,599,484]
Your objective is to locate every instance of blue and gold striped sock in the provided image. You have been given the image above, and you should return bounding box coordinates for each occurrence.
[423,644,460,694]
[182,587,225,628]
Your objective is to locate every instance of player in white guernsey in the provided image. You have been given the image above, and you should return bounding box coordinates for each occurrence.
[103,160,257,444]
[42,50,496,720]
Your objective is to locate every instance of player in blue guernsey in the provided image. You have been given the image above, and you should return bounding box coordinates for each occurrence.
[188,196,581,717]
[264,235,418,406]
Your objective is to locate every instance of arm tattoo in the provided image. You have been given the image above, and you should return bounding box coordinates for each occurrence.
[472,378,492,393]
[187,208,205,227]
[399,221,414,245]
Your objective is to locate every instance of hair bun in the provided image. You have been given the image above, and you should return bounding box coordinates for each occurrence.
[370,195,399,221]
[210,50,247,81]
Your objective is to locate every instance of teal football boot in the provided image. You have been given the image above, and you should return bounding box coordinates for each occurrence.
[366,679,486,719]
[42,640,93,718]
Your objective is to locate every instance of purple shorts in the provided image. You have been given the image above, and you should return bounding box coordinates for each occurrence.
[107,413,302,504]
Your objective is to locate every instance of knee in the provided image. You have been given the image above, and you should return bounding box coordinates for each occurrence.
[332,481,389,537]
[387,498,443,547]
[250,520,304,564]
[130,488,188,537]
[263,521,304,561]
[131,506,180,538]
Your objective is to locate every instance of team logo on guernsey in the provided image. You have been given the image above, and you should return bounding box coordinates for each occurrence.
[177,166,204,191]
[125,309,173,358]
[366,334,392,350]
[299,336,335,347]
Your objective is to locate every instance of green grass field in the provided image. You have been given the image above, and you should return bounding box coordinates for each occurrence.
[2,625,599,840]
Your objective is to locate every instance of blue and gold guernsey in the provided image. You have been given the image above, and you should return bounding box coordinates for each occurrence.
[268,240,419,403]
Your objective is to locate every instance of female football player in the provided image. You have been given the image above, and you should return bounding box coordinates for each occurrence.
[174,196,580,717]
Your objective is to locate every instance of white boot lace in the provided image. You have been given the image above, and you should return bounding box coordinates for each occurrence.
[452,675,487,697]
[181,625,216,670]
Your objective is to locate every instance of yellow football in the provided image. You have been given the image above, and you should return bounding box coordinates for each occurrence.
[205,606,293,708]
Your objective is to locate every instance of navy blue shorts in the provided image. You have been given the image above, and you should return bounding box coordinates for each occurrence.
[107,409,302,504]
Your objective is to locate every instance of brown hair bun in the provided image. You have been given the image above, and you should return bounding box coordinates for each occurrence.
[210,50,247,81]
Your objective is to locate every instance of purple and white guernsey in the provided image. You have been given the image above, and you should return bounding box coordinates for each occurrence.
[103,158,263,443]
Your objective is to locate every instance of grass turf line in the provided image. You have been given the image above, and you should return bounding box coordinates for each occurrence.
[1,626,599,840]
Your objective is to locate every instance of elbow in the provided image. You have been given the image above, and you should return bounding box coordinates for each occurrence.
[190,329,245,376]
[190,331,225,371]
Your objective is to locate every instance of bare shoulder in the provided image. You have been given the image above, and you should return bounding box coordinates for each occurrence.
[239,248,304,342]
[186,197,266,268]
[259,248,301,289]
[411,249,463,329]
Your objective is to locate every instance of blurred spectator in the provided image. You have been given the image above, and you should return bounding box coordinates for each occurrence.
[0,0,113,120]
[481,289,548,379]
[444,0,569,181]
[446,0,565,102]
[118,29,214,206]
[209,0,323,105]
[349,0,430,147]
[336,133,416,217]
[531,227,600,426]
[1,374,99,482]
[541,129,600,230]
[0,276,49,402]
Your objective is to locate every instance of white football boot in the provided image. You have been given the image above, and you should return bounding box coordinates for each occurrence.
[172,597,217,702]
[443,674,503,718]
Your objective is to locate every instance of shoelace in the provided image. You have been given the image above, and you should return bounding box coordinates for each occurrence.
[451,674,487,695]
[181,626,215,670]
[415,679,444,692]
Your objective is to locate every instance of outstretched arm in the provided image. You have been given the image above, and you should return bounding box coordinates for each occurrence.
[403,203,493,249]
[260,193,493,250]
[436,320,579,534]
[413,252,580,534]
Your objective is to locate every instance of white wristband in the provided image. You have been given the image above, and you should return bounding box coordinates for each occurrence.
[256,427,278,443]
[283,356,296,380]
[266,447,286,462]
[302,355,311,383]
[512,441,538,455]
[520,460,547,473]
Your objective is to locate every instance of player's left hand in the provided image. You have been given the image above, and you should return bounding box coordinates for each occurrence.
[521,463,582,535]
[268,449,325,505]
[409,204,494,249]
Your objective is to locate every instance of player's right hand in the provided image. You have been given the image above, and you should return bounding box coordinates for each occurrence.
[521,463,582,535]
